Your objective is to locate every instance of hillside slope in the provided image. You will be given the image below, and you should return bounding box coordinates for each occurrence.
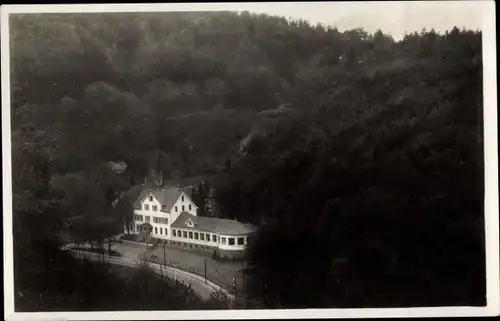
[11,12,484,309]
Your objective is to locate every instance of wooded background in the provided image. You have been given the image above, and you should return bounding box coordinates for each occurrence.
[10,11,484,310]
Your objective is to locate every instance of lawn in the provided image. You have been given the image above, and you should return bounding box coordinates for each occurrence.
[113,240,249,295]
[143,245,247,295]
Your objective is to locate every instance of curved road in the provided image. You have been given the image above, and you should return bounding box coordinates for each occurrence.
[67,249,234,301]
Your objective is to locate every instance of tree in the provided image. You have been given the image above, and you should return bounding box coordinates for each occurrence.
[114,196,134,234]
[11,11,484,310]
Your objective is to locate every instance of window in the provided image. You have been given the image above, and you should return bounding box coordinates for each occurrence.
[136,225,139,232]
[153,217,168,224]
[200,233,205,241]
[212,235,217,242]
[175,206,178,212]
[149,196,153,202]
[182,195,184,202]
[145,216,150,222]
[134,214,144,221]
[173,230,177,237]
[189,232,193,239]
[183,231,188,238]
[189,204,192,211]
[221,237,227,245]
[152,205,158,211]
[228,237,235,245]
[237,237,244,245]
[165,229,167,236]
[194,232,199,240]
[144,204,149,211]
[182,205,185,212]
[155,227,158,234]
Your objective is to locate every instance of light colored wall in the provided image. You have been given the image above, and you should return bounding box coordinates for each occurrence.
[170,192,198,225]
[130,192,201,240]
[140,193,162,212]
[128,191,253,247]
[172,228,218,247]
[218,234,248,251]
[170,227,251,251]
[133,192,173,239]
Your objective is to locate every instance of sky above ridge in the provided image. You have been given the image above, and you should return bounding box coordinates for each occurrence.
[220,1,485,41]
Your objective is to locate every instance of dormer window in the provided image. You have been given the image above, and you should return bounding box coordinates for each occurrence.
[186,219,194,228]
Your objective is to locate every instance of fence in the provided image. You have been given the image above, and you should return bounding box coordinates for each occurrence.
[66,249,263,304]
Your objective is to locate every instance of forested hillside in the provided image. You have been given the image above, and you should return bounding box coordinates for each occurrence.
[10,11,484,309]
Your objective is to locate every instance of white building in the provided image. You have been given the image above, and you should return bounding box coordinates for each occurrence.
[124,186,256,253]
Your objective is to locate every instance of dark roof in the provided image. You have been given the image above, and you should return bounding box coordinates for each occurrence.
[113,184,144,208]
[171,212,257,236]
[132,187,196,212]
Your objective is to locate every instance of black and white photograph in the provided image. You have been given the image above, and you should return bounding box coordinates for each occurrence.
[2,2,499,320]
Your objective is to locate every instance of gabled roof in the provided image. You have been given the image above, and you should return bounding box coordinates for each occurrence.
[132,187,197,213]
[171,212,257,236]
[114,184,144,207]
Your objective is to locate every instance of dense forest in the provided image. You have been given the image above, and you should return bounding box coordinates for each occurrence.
[10,11,484,310]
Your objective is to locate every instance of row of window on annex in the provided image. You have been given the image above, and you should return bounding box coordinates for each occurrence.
[172,229,247,245]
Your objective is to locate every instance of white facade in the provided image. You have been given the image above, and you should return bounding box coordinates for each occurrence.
[128,191,197,241]
[125,188,254,251]
[170,227,250,251]
[170,193,197,223]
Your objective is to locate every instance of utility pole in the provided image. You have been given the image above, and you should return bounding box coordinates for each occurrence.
[241,259,245,297]
[163,241,166,267]
[204,259,207,284]
[160,263,164,294]
[233,276,237,298]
